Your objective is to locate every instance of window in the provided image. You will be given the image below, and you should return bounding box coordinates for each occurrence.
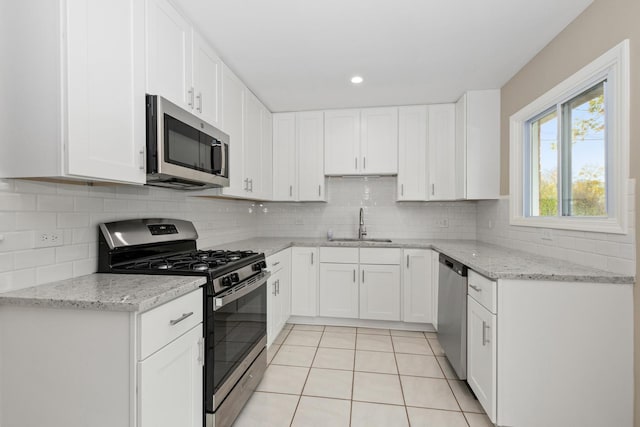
[510,40,629,234]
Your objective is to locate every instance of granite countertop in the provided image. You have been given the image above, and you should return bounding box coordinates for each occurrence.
[207,237,634,284]
[0,237,632,313]
[0,274,206,312]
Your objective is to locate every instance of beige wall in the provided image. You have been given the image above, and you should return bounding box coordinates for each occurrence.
[499,0,640,423]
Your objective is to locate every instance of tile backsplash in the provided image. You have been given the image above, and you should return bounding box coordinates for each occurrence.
[0,179,259,292]
[476,181,636,275]
[0,175,634,293]
[257,177,478,240]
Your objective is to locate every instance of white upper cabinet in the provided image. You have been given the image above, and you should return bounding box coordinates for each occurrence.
[258,105,274,200]
[297,112,326,201]
[0,0,146,185]
[273,113,297,201]
[360,107,399,175]
[455,90,500,200]
[146,0,221,126]
[146,0,193,110]
[428,104,457,200]
[219,65,246,197]
[192,32,222,127]
[397,106,428,201]
[243,91,262,195]
[273,111,326,201]
[324,109,361,175]
[324,108,398,176]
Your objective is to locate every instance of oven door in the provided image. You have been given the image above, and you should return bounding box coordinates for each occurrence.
[205,271,268,414]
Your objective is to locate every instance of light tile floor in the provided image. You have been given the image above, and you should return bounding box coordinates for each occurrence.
[233,324,493,427]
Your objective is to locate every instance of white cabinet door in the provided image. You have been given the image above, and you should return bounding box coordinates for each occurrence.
[258,105,273,200]
[467,296,497,423]
[427,104,456,200]
[272,113,297,201]
[360,107,398,175]
[243,91,261,195]
[138,325,203,427]
[65,0,146,184]
[455,90,500,200]
[402,249,433,323]
[146,0,192,110]
[297,111,326,201]
[278,252,292,326]
[267,269,282,347]
[431,251,440,330]
[192,32,221,127]
[360,265,401,321]
[397,106,428,201]
[324,109,360,175]
[320,263,359,318]
[220,65,246,196]
[291,248,318,317]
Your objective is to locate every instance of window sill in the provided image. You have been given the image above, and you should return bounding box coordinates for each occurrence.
[509,213,627,235]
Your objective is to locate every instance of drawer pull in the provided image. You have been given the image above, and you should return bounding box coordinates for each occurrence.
[272,261,281,267]
[469,284,482,292]
[482,321,490,346]
[169,312,194,326]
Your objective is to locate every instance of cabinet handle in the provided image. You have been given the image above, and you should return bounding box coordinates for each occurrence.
[250,179,254,192]
[196,92,203,113]
[469,284,482,292]
[401,184,404,196]
[363,156,366,170]
[188,87,194,108]
[353,269,356,283]
[197,337,205,366]
[169,312,194,326]
[482,321,490,346]
[407,254,410,268]
[272,261,280,267]
[273,282,277,296]
[318,185,321,197]
[311,252,314,265]
[362,270,365,282]
[244,178,249,191]
[355,157,358,170]
[139,149,145,171]
[289,185,292,197]
[276,279,280,295]
[432,183,435,196]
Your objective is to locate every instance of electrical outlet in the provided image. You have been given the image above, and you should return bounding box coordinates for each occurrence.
[35,231,64,248]
[437,218,449,228]
[541,229,554,241]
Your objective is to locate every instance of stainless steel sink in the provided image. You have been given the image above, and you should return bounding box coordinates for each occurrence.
[329,238,393,243]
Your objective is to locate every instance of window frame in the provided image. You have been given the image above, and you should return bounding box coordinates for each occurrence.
[509,40,630,234]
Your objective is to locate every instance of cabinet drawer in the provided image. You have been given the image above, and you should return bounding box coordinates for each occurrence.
[360,248,401,265]
[139,288,203,360]
[267,248,290,273]
[320,247,359,263]
[468,270,496,314]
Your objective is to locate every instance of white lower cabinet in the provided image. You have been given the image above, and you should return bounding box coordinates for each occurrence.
[291,247,319,317]
[318,248,404,322]
[267,249,291,346]
[402,249,434,323]
[0,288,204,427]
[139,325,203,427]
[360,265,400,321]
[319,263,359,318]
[467,295,496,423]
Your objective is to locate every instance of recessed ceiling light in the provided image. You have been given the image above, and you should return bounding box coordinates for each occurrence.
[351,76,364,84]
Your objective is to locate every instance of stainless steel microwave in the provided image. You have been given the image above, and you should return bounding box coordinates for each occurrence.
[145,94,229,190]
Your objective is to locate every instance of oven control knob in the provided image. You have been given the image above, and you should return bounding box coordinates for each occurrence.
[221,276,232,287]
[230,273,240,283]
[260,261,267,269]
[252,263,262,272]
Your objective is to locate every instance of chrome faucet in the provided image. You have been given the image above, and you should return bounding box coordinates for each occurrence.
[358,208,367,239]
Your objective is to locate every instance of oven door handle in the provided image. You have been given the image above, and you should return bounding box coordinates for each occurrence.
[212,271,270,311]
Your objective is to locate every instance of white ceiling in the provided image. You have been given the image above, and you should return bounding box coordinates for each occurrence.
[175,0,593,112]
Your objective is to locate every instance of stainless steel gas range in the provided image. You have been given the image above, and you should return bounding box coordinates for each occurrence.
[98,218,268,427]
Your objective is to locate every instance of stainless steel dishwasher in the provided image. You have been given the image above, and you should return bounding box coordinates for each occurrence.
[437,253,468,380]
